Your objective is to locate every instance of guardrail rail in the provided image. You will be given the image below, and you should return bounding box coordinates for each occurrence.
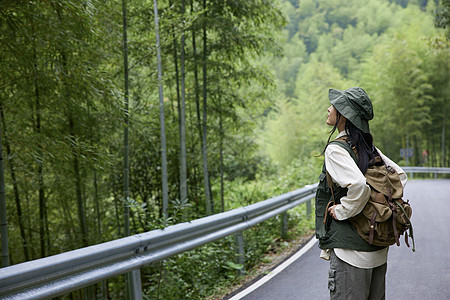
[402,166,450,176]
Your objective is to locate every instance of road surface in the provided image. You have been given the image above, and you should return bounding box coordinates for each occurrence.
[236,179,450,300]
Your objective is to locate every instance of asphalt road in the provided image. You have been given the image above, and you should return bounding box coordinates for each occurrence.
[240,179,450,300]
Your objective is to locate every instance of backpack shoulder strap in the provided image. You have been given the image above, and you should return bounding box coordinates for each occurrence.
[328,136,358,163]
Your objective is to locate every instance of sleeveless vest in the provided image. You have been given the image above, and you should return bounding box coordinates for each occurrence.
[315,140,385,252]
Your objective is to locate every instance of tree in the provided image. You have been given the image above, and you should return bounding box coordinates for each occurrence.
[0,112,9,267]
[154,0,169,220]
[435,0,450,40]
[122,0,131,238]
[0,103,28,261]
[201,0,212,215]
[179,0,188,207]
[434,0,450,166]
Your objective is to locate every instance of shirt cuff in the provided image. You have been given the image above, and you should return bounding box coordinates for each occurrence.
[334,204,346,220]
[320,249,331,261]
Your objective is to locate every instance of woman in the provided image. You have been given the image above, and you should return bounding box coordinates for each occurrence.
[315,87,407,299]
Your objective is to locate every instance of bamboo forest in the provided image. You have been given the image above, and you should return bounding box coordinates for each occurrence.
[1,0,449,298]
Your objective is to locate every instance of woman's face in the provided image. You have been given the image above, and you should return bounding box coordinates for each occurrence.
[326,105,338,126]
[327,105,346,131]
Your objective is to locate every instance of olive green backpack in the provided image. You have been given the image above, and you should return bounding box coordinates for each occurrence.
[327,138,415,251]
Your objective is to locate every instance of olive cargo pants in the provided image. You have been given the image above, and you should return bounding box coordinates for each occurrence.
[329,250,387,300]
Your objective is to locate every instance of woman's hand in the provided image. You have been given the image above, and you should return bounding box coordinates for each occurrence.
[328,205,338,220]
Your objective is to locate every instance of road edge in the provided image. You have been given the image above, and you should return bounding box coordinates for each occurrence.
[223,235,318,300]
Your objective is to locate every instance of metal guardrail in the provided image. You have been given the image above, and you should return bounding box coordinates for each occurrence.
[402,166,450,174]
[0,184,318,300]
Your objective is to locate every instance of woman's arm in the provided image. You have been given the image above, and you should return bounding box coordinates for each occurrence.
[325,144,371,220]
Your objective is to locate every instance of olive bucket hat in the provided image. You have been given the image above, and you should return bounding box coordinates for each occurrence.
[328,87,373,133]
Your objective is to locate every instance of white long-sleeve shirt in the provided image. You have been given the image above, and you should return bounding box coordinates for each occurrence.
[320,131,407,268]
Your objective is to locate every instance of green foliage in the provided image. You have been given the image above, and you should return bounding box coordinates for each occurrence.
[1,0,449,298]
[143,239,236,299]
[140,201,314,299]
[261,60,352,167]
[260,0,450,168]
[359,20,435,157]
[1,0,301,297]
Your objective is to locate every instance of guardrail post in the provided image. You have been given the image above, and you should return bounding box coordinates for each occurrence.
[85,285,95,299]
[281,212,288,240]
[101,280,107,300]
[130,269,142,300]
[235,231,245,275]
[128,270,143,300]
[306,199,312,219]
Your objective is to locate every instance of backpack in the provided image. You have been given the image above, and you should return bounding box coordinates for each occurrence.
[326,138,415,251]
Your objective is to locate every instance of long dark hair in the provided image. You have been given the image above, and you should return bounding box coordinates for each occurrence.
[324,110,342,147]
[345,119,377,174]
[321,109,377,174]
